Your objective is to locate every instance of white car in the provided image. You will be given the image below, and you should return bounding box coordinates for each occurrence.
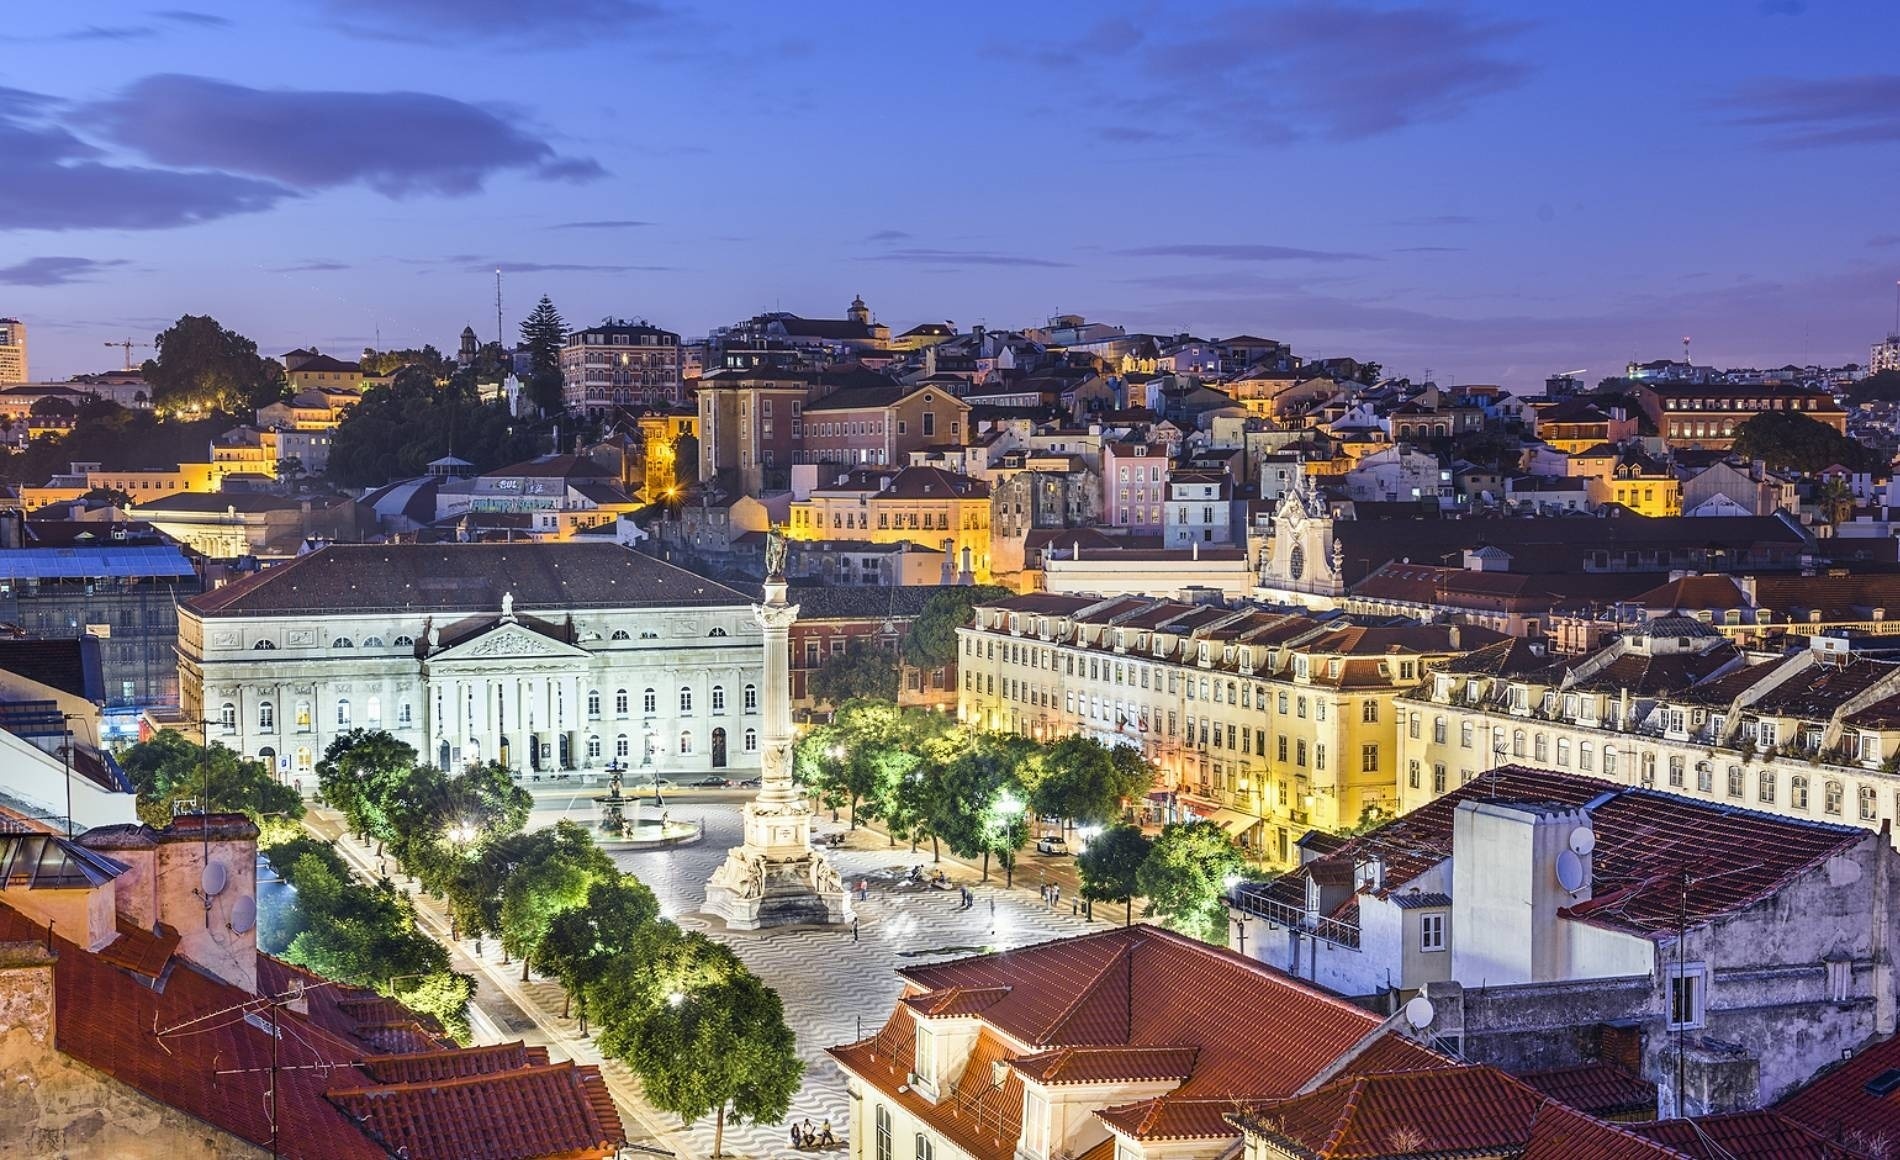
[1035,835,1070,856]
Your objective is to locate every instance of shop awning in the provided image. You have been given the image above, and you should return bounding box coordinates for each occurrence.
[1207,807,1264,837]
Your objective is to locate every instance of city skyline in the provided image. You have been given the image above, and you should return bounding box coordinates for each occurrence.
[3,0,1899,384]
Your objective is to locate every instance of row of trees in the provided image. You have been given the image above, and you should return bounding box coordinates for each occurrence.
[795,701,1153,884]
[315,730,799,1155]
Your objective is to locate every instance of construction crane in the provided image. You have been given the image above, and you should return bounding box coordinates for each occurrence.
[104,338,151,370]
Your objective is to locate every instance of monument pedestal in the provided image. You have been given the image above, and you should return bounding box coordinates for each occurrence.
[704,570,851,930]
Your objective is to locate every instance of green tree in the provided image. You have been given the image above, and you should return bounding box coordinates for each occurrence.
[30,396,75,417]
[119,731,303,829]
[314,729,420,853]
[1029,736,1150,831]
[902,585,1012,669]
[359,344,452,379]
[495,820,617,979]
[519,295,568,415]
[1078,823,1153,925]
[142,314,285,413]
[1731,409,1879,474]
[1137,819,1247,944]
[880,713,957,856]
[539,873,661,1027]
[595,930,801,1158]
[80,485,132,508]
[931,731,1033,884]
[326,371,540,487]
[809,638,900,706]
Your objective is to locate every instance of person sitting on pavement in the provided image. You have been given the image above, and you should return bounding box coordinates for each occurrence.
[819,1119,836,1146]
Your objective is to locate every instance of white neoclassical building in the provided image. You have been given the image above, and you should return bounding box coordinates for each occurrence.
[176,542,765,783]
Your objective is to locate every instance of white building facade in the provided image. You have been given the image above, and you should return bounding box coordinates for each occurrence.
[176,543,764,782]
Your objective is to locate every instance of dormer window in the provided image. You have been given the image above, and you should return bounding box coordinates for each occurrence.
[913,1023,936,1085]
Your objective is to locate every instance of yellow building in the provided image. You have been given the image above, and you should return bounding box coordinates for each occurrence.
[956,592,1492,864]
[789,464,992,582]
[636,409,697,502]
[282,351,364,393]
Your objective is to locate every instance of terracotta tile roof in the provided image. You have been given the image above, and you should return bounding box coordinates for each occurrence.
[326,1059,625,1160]
[1565,643,1741,695]
[1010,1045,1199,1086]
[1518,1061,1657,1117]
[902,985,1011,1018]
[1675,656,1788,707]
[1626,1110,1863,1159]
[1098,1096,1244,1141]
[1775,1030,1900,1150]
[94,916,181,978]
[1631,574,1751,611]
[359,1043,550,1083]
[1750,659,1900,717]
[1235,1066,1547,1158]
[1242,766,1869,939]
[1844,692,1900,730]
[1522,1103,1687,1159]
[1071,1138,1116,1160]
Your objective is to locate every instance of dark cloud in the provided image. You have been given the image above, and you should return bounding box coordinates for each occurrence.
[546,219,651,231]
[1871,235,1900,248]
[314,0,677,43]
[480,261,676,273]
[0,256,129,286]
[56,24,160,41]
[0,86,293,231]
[864,229,911,243]
[1118,243,1373,263]
[862,248,1070,268]
[267,260,350,273]
[81,74,606,197]
[156,10,235,26]
[1057,4,1530,143]
[1719,75,1900,147]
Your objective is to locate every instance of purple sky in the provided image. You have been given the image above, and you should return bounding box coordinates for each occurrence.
[3,1,1899,387]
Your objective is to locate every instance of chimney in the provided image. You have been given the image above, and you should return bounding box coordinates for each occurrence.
[153,814,261,994]
[1451,801,1595,985]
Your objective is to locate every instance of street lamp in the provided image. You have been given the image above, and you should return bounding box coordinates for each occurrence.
[993,790,1025,887]
[1225,875,1247,956]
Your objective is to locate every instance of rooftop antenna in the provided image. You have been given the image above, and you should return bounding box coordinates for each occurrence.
[495,268,504,348]
[1682,335,1692,365]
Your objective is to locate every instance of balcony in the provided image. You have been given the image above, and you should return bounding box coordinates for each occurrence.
[1230,889,1361,950]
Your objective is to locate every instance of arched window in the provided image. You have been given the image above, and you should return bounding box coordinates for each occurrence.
[332,637,354,648]
[1792,774,1811,810]
[615,734,630,758]
[587,690,601,718]
[1511,729,1526,758]
[295,747,312,772]
[363,637,385,648]
[219,702,236,731]
[252,639,277,650]
[295,700,312,730]
[366,696,382,725]
[611,629,631,641]
[587,735,601,759]
[680,687,693,714]
[640,630,658,640]
[258,701,275,730]
[398,702,412,726]
[709,627,728,637]
[1556,738,1570,766]
[743,728,758,752]
[711,685,725,713]
[392,635,414,647]
[615,689,629,716]
[679,730,693,755]
[744,684,758,712]
[643,688,656,714]
[1825,779,1844,815]
[1696,760,1713,793]
[336,698,352,725]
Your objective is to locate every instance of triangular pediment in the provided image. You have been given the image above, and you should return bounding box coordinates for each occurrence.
[430,622,590,663]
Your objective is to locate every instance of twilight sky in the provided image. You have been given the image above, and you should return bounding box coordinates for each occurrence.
[3,0,1898,387]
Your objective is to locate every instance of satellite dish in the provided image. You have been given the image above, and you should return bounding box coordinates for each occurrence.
[201,859,228,898]
[1404,995,1435,1030]
[1568,826,1597,856]
[228,895,257,935]
[1555,849,1586,893]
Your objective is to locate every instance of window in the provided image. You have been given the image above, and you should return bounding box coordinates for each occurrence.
[744,728,758,752]
[1556,737,1570,767]
[643,688,657,714]
[1420,912,1446,952]
[1408,760,1421,789]
[1513,729,1526,758]
[1792,775,1810,810]
[1667,963,1706,1030]
[219,702,236,731]
[296,701,311,730]
[611,629,631,641]
[398,702,412,726]
[1825,779,1844,815]
[1760,770,1777,805]
[393,635,413,647]
[363,636,385,648]
[679,730,693,754]
[1432,764,1447,794]
[616,689,630,716]
[1728,765,1744,798]
[914,1025,936,1083]
[1361,743,1379,773]
[258,701,274,731]
[366,696,382,725]
[915,1136,934,1160]
[616,734,630,758]
[1579,742,1594,771]
[709,627,729,637]
[1861,785,1879,821]
[1534,733,1549,762]
[252,639,277,650]
[331,637,354,648]
[588,690,601,718]
[336,698,352,725]
[711,685,725,713]
[1460,721,1474,749]
[875,1106,892,1160]
[744,684,758,712]
[680,687,693,713]
[1696,761,1713,793]
[1433,717,1447,744]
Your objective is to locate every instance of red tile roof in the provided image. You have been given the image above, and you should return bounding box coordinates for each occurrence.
[1626,1110,1863,1159]
[1010,1045,1199,1086]
[1775,1030,1900,1151]
[1521,1102,1686,1159]
[1236,1066,1547,1158]
[94,916,182,978]
[326,1059,625,1160]
[1518,1061,1658,1118]
[1097,1096,1245,1142]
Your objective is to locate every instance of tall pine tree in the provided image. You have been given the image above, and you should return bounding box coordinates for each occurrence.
[518,295,568,415]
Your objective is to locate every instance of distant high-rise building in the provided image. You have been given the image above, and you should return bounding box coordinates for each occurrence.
[0,318,26,385]
[1873,334,1900,376]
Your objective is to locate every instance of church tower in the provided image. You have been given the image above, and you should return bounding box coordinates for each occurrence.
[847,295,871,326]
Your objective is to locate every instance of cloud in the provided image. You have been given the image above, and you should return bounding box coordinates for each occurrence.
[546,219,650,231]
[1871,235,1900,248]
[1394,245,1466,254]
[481,260,676,273]
[267,260,350,273]
[81,74,605,197]
[1393,214,1479,227]
[864,229,911,243]
[1719,75,1900,147]
[0,256,129,286]
[1118,243,1373,263]
[0,86,293,231]
[861,248,1070,268]
[55,24,160,41]
[156,10,235,26]
[313,0,678,44]
[1066,3,1530,143]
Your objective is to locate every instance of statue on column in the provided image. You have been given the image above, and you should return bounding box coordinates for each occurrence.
[764,524,788,581]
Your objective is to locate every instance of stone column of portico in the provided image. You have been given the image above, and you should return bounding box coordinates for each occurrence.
[704,571,849,929]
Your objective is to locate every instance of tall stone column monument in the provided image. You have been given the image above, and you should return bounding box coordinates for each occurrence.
[705,530,851,929]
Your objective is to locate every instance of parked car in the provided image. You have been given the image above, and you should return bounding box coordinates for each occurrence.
[689,775,733,788]
[737,777,761,789]
[627,777,676,792]
[1035,834,1070,856]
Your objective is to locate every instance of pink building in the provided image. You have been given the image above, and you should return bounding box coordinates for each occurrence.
[1105,437,1169,532]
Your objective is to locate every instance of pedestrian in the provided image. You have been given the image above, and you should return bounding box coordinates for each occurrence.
[820,1119,836,1147]
[802,1118,816,1147]
[851,916,860,942]
[791,1124,801,1150]
[1052,885,1060,907]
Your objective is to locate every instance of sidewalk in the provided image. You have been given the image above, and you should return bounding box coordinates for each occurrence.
[303,809,705,1160]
